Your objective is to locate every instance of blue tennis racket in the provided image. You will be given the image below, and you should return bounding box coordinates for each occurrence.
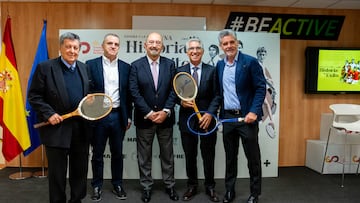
[187,111,244,136]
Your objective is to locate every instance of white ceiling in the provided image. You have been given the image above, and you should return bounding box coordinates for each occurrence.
[1,0,360,10]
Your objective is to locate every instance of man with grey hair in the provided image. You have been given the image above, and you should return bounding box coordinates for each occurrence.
[216,29,266,203]
[129,32,178,203]
[28,32,90,203]
[177,38,221,202]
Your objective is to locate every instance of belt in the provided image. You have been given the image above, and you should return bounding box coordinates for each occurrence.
[225,109,241,115]
[111,107,120,112]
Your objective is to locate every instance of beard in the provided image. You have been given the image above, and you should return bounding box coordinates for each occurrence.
[149,49,160,57]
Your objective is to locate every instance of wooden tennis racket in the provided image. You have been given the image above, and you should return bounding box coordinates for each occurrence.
[173,72,202,120]
[33,93,113,128]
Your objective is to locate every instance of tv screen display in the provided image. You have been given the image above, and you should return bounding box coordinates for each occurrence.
[305,47,360,94]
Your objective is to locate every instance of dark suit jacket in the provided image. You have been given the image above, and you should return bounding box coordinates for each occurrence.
[129,56,177,129]
[86,56,132,129]
[177,63,221,133]
[216,52,266,121]
[27,57,90,148]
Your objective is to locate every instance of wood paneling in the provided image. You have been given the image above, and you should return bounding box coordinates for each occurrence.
[2,2,360,167]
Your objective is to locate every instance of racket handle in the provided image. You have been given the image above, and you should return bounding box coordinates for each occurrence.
[33,121,50,129]
[193,102,202,120]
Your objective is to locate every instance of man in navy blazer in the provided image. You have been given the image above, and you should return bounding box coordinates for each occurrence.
[28,32,90,203]
[216,30,266,203]
[129,32,178,203]
[86,33,132,201]
[177,38,221,202]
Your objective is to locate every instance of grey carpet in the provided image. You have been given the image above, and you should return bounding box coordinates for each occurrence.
[0,167,359,203]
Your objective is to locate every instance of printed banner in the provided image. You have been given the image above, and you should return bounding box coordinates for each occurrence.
[61,29,280,179]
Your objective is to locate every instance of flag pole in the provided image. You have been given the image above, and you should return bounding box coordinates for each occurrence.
[32,145,47,178]
[8,155,32,180]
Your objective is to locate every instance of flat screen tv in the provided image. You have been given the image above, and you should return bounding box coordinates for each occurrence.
[305,47,360,94]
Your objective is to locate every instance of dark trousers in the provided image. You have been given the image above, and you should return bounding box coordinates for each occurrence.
[46,122,89,203]
[181,131,217,189]
[91,111,125,188]
[223,112,262,197]
[136,125,175,190]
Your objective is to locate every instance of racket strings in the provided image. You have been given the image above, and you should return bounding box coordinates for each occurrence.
[80,95,112,119]
[174,74,197,100]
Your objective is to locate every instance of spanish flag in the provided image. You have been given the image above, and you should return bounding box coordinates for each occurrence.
[0,17,30,162]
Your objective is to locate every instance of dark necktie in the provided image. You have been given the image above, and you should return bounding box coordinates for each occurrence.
[192,67,199,86]
[69,65,75,72]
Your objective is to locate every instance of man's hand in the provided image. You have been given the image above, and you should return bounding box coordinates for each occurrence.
[48,113,63,125]
[181,100,194,108]
[244,112,257,123]
[199,112,213,129]
[152,111,168,124]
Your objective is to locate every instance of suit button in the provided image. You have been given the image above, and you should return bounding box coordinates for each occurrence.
[154,105,158,109]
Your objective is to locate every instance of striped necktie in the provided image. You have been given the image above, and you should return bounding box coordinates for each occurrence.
[192,66,199,86]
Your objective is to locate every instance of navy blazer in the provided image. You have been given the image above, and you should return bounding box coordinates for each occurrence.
[27,57,90,148]
[216,52,266,121]
[86,56,132,129]
[129,56,177,128]
[176,63,221,132]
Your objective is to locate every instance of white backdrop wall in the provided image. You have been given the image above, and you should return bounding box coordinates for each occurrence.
[60,29,280,179]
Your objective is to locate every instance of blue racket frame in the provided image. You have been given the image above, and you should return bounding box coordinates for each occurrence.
[186,111,244,136]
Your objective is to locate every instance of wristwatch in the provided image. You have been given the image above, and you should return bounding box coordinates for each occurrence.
[163,109,171,117]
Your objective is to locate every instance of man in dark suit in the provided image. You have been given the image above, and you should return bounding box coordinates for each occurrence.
[216,30,266,203]
[86,33,132,201]
[129,32,178,203]
[177,38,221,202]
[28,32,90,203]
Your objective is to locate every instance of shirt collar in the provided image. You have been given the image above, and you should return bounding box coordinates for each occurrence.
[146,56,160,65]
[61,57,76,69]
[102,55,118,65]
[224,51,239,67]
[190,62,202,70]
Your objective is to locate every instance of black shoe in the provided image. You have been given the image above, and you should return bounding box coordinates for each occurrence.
[206,188,219,202]
[182,187,197,201]
[165,187,179,201]
[141,189,151,203]
[222,190,235,203]
[91,187,102,202]
[247,195,258,203]
[112,185,127,200]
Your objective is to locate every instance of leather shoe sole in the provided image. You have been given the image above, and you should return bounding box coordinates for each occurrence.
[141,190,151,203]
[247,195,258,203]
[166,187,179,201]
[206,189,219,202]
[91,187,102,202]
[222,191,235,203]
[182,187,197,201]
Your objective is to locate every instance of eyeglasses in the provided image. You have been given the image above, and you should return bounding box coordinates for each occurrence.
[188,47,203,51]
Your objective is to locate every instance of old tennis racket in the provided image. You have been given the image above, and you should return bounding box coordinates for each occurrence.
[34,93,113,128]
[187,111,244,136]
[173,72,202,120]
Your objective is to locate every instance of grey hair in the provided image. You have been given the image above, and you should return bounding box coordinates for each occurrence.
[217,29,237,43]
[185,38,204,50]
[59,32,80,45]
[103,33,120,44]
